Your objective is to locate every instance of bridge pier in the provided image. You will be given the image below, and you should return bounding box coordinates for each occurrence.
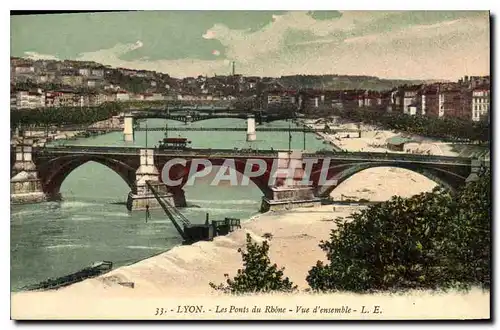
[126,149,187,211]
[260,151,321,212]
[466,158,490,183]
[123,114,134,142]
[11,138,47,204]
[247,116,256,142]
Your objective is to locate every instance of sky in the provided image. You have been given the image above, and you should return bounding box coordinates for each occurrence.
[10,11,490,80]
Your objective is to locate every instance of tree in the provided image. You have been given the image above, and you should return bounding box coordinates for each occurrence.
[11,102,124,129]
[209,233,297,294]
[321,107,490,143]
[448,169,491,287]
[306,173,491,293]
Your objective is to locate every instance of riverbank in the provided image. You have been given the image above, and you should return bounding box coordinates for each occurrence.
[11,167,453,319]
[10,116,490,319]
[11,117,122,147]
[11,202,490,319]
[300,117,488,157]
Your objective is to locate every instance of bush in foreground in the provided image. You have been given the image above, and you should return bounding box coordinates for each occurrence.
[306,172,491,292]
[447,170,491,287]
[209,233,297,294]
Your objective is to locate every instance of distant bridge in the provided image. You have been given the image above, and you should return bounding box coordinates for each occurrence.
[129,109,295,124]
[119,108,301,142]
[72,126,360,134]
[134,127,359,133]
[136,106,234,113]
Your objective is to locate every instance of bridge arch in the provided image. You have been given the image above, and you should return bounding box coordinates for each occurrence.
[131,112,295,124]
[314,162,468,198]
[161,158,274,198]
[39,155,137,199]
[133,114,249,123]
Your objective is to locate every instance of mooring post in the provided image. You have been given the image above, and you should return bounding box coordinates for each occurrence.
[303,124,306,150]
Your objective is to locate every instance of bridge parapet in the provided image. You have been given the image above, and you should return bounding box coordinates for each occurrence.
[13,144,478,209]
[304,151,472,166]
[33,146,282,158]
[33,146,473,166]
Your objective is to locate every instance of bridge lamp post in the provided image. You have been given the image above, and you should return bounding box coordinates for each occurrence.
[303,124,306,151]
[145,121,148,149]
[288,123,292,154]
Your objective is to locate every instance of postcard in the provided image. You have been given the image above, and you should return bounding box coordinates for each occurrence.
[10,10,490,320]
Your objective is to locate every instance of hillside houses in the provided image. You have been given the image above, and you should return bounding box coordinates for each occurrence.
[260,76,489,122]
[10,58,489,122]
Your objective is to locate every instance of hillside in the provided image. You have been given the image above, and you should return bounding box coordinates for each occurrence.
[279,74,445,91]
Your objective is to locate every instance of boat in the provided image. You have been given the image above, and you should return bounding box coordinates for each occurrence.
[22,261,113,291]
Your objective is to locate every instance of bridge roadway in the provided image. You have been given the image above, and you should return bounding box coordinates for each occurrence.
[48,125,360,133]
[130,111,248,118]
[132,106,233,113]
[33,146,472,166]
[77,126,360,133]
[128,109,299,122]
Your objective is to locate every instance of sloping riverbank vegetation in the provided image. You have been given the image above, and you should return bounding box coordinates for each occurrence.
[331,108,489,143]
[11,102,123,128]
[212,170,490,294]
[306,107,489,143]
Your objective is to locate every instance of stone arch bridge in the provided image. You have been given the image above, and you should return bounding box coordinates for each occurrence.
[11,143,480,212]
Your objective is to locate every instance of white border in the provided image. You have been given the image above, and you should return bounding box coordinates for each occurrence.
[3,1,497,329]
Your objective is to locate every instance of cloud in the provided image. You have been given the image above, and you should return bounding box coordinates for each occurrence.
[23,51,60,61]
[77,41,231,77]
[21,11,488,81]
[202,30,217,39]
[343,17,486,45]
[195,11,488,80]
[76,40,145,64]
[199,11,400,63]
[307,11,343,21]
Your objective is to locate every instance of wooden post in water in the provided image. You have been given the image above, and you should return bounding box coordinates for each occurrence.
[303,124,306,151]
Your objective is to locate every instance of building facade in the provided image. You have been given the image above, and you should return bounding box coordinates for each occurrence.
[15,90,45,109]
[471,89,490,122]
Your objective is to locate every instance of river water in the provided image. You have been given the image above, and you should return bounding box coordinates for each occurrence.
[10,118,331,291]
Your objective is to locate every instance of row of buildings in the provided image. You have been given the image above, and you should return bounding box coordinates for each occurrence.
[10,57,261,97]
[10,88,240,110]
[11,58,489,122]
[12,75,490,123]
[11,58,107,88]
[263,75,490,122]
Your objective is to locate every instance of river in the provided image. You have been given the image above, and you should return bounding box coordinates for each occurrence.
[10,118,331,291]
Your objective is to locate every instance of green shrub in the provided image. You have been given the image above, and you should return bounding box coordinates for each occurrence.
[449,170,491,287]
[210,233,297,294]
[307,172,491,292]
[326,107,489,142]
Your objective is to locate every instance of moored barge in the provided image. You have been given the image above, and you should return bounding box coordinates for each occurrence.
[22,261,113,291]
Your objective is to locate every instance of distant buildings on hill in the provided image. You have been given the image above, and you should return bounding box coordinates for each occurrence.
[10,57,490,122]
[263,75,490,122]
